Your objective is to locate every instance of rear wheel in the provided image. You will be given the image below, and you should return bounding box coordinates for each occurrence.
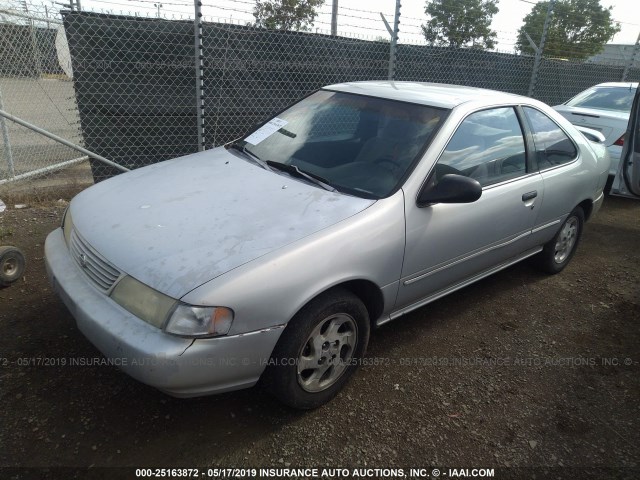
[262,288,370,409]
[533,206,584,274]
[0,246,26,287]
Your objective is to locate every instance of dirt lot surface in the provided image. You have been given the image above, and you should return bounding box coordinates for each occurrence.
[0,193,639,480]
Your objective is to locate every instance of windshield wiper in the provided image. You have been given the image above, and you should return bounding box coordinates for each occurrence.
[228,142,272,171]
[266,161,337,192]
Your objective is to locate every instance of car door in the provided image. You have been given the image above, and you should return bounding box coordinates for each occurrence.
[611,85,640,198]
[395,106,544,313]
[519,106,591,246]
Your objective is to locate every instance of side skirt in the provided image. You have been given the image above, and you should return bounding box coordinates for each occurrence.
[377,246,543,326]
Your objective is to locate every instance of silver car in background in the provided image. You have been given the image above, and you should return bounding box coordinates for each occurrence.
[554,82,638,183]
[45,82,610,409]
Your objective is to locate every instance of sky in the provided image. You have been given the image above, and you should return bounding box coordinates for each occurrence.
[51,0,640,49]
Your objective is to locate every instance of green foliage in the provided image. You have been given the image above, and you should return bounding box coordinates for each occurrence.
[253,0,325,31]
[422,0,499,49]
[516,0,621,60]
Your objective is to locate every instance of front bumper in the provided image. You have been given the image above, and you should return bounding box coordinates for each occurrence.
[44,228,284,397]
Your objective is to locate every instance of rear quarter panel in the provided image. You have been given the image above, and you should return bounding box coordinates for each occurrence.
[527,102,608,245]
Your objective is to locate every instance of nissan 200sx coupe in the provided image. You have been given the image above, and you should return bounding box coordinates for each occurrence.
[45,82,610,408]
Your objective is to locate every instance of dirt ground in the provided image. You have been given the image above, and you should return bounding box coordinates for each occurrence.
[0,191,638,480]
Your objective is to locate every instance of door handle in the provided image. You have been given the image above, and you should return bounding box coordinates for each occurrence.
[522,191,538,202]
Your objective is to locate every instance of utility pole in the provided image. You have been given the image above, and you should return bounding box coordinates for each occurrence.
[331,0,338,36]
[622,31,640,82]
[193,0,204,152]
[380,0,401,80]
[527,0,555,97]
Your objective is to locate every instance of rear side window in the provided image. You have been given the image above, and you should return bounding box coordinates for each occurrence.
[566,87,635,113]
[523,107,577,170]
[435,107,526,187]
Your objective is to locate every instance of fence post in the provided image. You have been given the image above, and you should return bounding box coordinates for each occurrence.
[528,0,555,97]
[193,0,204,151]
[0,87,15,179]
[23,0,44,76]
[388,0,401,80]
[622,32,640,82]
[331,0,338,36]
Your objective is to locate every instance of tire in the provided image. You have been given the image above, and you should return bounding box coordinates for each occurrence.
[532,206,584,274]
[262,288,370,409]
[0,246,26,287]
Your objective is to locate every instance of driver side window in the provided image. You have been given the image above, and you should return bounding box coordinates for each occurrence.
[435,107,527,187]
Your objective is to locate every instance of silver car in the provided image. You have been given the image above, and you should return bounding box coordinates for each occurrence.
[45,82,610,409]
[553,82,638,182]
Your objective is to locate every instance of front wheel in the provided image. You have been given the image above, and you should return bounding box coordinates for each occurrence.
[533,206,584,274]
[262,288,370,409]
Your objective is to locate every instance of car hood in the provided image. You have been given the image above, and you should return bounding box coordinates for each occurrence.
[553,105,629,145]
[70,148,375,299]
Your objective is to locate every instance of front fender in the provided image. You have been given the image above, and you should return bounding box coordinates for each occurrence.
[180,191,406,335]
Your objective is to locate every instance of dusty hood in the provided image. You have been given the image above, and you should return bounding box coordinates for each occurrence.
[70,148,374,298]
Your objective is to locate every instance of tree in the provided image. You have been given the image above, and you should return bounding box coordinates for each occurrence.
[253,0,325,31]
[516,0,620,60]
[421,0,499,49]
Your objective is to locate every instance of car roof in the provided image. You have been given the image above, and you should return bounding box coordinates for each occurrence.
[593,82,639,88]
[323,81,527,109]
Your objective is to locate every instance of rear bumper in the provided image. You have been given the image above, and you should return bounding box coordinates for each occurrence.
[44,228,284,397]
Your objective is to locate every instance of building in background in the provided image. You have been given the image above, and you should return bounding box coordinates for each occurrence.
[588,44,640,67]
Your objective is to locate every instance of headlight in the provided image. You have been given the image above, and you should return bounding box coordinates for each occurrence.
[62,207,73,246]
[165,305,234,338]
[110,276,176,329]
[110,275,234,337]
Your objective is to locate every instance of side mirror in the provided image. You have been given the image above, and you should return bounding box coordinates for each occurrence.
[417,174,482,207]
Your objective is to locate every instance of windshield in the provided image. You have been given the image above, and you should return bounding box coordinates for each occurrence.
[235,90,448,198]
[566,86,636,113]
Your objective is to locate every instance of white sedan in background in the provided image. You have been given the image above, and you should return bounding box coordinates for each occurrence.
[554,82,638,186]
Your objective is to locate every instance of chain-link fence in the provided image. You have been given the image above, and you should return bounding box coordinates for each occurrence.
[0,7,88,192]
[62,11,199,181]
[201,22,391,147]
[1,1,639,191]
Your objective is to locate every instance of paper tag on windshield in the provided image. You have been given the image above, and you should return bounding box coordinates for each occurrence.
[244,117,288,146]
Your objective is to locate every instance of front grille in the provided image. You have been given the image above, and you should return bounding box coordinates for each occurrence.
[69,230,121,291]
